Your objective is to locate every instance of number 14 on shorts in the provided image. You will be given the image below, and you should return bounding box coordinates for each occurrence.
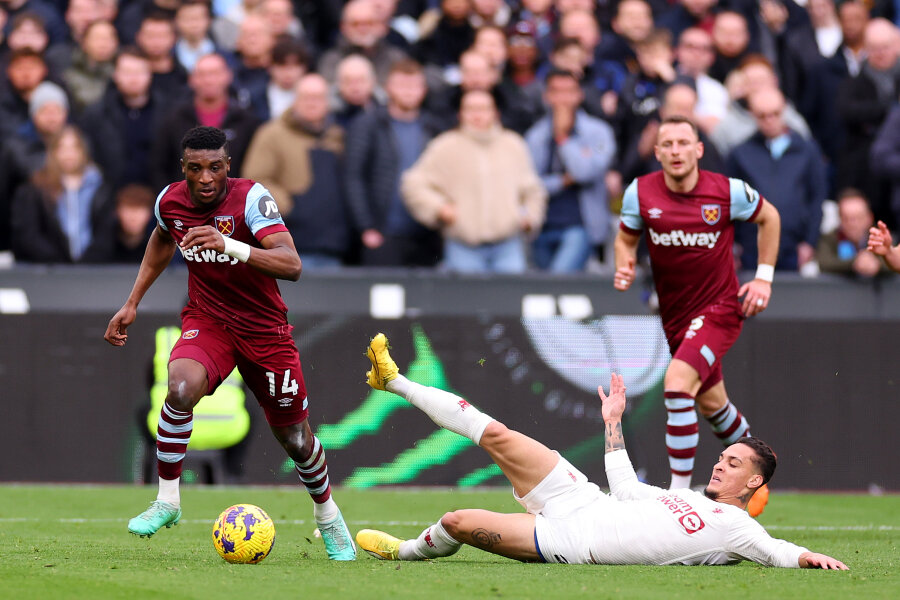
[266,370,299,396]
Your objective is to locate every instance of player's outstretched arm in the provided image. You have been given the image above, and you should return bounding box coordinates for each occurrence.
[739,200,780,317]
[613,230,639,291]
[180,227,302,281]
[598,373,627,453]
[104,226,177,346]
[798,551,849,570]
[600,374,662,499]
[867,220,900,273]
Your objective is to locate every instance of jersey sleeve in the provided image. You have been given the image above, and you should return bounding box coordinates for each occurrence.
[726,514,808,568]
[605,449,666,501]
[728,178,764,222]
[245,182,288,240]
[619,179,643,233]
[154,185,171,230]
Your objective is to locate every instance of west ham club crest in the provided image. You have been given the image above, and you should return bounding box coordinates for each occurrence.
[701,204,720,225]
[215,215,235,236]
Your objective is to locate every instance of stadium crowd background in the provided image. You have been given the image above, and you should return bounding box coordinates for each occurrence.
[1,0,899,276]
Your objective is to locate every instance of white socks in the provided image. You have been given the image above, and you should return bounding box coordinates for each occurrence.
[313,496,339,524]
[157,476,180,506]
[669,473,692,490]
[386,375,494,445]
[398,520,462,560]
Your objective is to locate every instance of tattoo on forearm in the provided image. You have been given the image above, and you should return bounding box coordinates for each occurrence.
[605,420,625,453]
[470,528,502,549]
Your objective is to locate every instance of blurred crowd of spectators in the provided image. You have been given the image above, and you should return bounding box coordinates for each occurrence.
[1,0,899,277]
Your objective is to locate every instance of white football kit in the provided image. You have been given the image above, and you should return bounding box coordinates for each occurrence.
[525,451,807,567]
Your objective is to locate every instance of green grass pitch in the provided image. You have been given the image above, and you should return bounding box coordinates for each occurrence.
[1,485,897,599]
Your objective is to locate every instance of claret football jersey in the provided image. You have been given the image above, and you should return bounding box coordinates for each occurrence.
[619,170,764,333]
[155,178,292,336]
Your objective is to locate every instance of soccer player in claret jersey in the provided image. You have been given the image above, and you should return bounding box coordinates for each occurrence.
[356,333,847,569]
[613,116,781,517]
[103,126,355,560]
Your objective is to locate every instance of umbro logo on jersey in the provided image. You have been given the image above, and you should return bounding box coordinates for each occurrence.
[173,220,184,230]
[277,398,293,406]
[648,207,663,219]
[648,228,721,249]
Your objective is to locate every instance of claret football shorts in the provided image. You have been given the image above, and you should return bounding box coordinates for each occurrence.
[170,310,309,427]
[667,303,743,394]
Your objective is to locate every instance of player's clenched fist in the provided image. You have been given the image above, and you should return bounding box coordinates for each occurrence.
[180,225,225,253]
[613,258,636,291]
[104,304,136,346]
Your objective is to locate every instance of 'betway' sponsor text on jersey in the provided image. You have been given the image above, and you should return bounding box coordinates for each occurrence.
[619,170,763,334]
[155,178,291,336]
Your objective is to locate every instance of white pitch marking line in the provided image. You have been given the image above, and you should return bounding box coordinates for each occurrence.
[0,518,896,531]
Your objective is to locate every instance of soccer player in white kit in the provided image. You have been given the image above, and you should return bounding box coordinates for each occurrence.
[357,333,847,569]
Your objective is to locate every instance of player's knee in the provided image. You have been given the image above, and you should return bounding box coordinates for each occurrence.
[664,366,701,396]
[165,384,196,412]
[439,511,464,539]
[165,375,204,412]
[663,371,687,391]
[478,420,511,447]
[271,421,315,462]
[696,395,726,416]
[166,360,208,411]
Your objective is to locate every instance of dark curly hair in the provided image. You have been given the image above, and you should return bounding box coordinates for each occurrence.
[181,126,227,154]
[736,437,777,486]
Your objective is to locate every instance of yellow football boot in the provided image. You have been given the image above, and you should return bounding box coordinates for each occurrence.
[365,333,399,390]
[356,529,403,560]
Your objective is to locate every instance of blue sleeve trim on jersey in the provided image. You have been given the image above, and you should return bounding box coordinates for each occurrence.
[729,178,761,221]
[620,179,643,231]
[154,185,171,230]
[245,182,286,235]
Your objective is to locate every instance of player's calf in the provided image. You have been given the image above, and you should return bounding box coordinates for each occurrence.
[364,333,494,444]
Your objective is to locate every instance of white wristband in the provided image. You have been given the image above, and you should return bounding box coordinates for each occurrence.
[222,236,251,263]
[755,264,774,283]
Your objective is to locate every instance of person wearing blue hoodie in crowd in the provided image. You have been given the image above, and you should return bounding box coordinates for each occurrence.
[526,68,616,272]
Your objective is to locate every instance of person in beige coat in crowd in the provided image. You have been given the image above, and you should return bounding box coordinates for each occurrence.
[402,89,547,273]
[242,73,351,269]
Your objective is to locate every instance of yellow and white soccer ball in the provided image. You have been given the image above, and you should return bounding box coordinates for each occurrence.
[212,504,276,564]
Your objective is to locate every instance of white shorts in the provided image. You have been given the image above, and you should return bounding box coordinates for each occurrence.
[516,454,609,564]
